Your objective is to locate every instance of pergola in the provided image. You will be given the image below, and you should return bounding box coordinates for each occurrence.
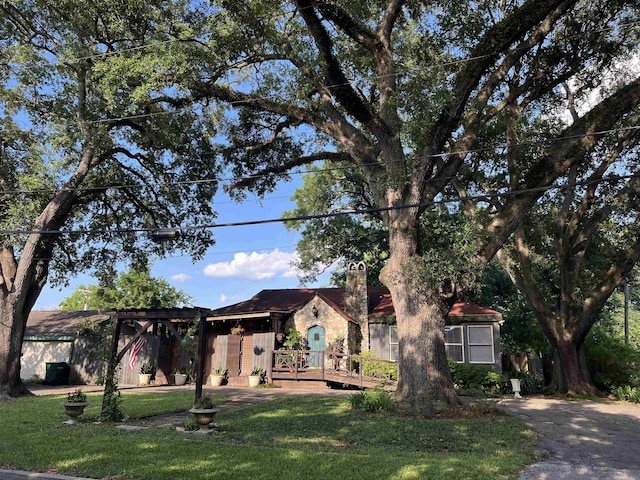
[102,307,213,413]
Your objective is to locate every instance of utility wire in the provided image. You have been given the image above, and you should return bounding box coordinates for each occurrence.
[2,172,638,236]
[2,124,638,197]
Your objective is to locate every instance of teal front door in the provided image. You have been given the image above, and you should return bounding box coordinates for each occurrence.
[307,325,325,368]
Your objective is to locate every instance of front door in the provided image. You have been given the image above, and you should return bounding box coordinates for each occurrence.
[307,325,325,368]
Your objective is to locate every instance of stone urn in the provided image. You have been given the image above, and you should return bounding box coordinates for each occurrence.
[62,402,89,424]
[174,373,188,386]
[510,378,522,398]
[139,373,152,385]
[188,408,219,430]
[248,375,261,388]
[210,374,224,387]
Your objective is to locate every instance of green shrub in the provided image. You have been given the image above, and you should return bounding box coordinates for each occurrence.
[612,385,640,403]
[586,326,640,391]
[358,351,398,380]
[349,387,396,413]
[448,360,511,394]
[508,370,543,394]
[182,417,199,431]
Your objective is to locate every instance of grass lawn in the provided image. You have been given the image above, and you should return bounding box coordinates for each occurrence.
[0,390,538,479]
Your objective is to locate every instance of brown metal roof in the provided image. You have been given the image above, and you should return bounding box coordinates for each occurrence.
[25,310,112,338]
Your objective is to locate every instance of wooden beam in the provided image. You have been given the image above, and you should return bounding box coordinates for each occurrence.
[115,320,154,364]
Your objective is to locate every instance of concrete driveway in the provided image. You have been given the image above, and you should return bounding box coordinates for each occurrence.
[498,397,640,479]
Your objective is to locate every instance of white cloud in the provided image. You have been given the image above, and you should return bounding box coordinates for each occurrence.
[219,293,243,304]
[171,273,191,282]
[204,249,301,280]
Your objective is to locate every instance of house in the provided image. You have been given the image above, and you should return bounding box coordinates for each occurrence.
[22,262,502,387]
[22,310,110,384]
[22,307,210,385]
[206,261,503,377]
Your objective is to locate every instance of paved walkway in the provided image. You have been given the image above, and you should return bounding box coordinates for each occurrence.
[498,396,640,480]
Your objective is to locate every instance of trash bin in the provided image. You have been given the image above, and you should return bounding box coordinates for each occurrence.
[44,362,70,386]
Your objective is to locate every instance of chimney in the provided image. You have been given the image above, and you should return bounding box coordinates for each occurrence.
[345,261,369,352]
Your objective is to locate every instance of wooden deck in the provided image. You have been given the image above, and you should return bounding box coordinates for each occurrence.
[271,350,397,389]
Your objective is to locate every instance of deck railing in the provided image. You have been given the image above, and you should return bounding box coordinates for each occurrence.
[273,350,397,387]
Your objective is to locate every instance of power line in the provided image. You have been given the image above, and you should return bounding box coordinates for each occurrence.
[2,172,638,237]
[2,124,638,197]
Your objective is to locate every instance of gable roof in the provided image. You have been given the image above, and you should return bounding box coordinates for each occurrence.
[208,287,502,323]
[25,310,112,339]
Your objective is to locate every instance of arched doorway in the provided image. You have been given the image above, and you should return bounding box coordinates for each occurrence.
[307,325,325,368]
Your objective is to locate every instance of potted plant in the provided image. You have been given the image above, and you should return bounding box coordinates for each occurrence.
[139,363,153,385]
[230,325,245,336]
[63,389,88,424]
[249,366,264,387]
[210,367,227,387]
[188,395,218,430]
[174,367,189,386]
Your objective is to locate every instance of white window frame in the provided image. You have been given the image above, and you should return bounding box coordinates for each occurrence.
[466,325,495,364]
[444,325,464,363]
[389,325,399,362]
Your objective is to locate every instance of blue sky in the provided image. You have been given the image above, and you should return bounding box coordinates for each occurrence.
[34,178,335,311]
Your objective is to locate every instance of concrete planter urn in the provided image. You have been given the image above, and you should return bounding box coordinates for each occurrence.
[510,378,522,398]
[63,402,88,424]
[210,374,224,387]
[189,408,219,430]
[248,375,261,387]
[138,373,152,385]
[174,373,188,386]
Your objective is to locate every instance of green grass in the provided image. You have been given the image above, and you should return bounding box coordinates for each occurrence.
[0,391,538,479]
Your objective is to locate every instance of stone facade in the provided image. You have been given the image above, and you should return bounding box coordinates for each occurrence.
[287,296,351,353]
[345,261,369,353]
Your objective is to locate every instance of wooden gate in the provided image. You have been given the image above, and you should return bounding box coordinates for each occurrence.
[252,332,275,380]
[217,334,242,376]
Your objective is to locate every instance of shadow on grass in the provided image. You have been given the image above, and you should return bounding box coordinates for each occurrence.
[0,393,536,480]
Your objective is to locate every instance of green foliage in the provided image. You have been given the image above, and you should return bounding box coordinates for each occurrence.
[359,351,398,380]
[283,329,305,350]
[349,387,396,413]
[60,267,193,310]
[283,164,388,286]
[139,363,153,375]
[257,382,282,389]
[76,318,103,336]
[508,371,544,395]
[0,1,218,289]
[66,389,87,403]
[100,382,125,422]
[612,386,640,403]
[469,261,549,355]
[586,325,640,391]
[193,395,216,410]
[182,417,200,431]
[250,367,265,379]
[449,361,508,394]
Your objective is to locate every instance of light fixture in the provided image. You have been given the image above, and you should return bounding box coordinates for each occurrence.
[312,305,318,318]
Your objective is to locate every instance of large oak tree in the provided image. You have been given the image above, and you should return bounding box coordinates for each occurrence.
[186,0,639,413]
[0,0,218,398]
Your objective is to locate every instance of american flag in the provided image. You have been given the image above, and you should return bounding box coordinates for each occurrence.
[128,335,145,370]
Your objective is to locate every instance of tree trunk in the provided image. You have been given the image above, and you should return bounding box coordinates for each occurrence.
[0,296,31,399]
[546,333,600,396]
[380,215,459,415]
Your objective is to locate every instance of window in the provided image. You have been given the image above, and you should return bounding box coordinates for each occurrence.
[389,326,399,362]
[444,326,464,362]
[467,325,494,363]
